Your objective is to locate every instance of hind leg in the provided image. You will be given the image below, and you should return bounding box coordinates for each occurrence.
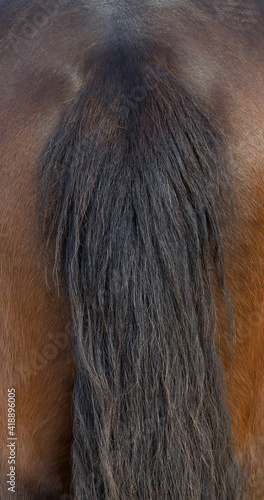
[0,245,74,497]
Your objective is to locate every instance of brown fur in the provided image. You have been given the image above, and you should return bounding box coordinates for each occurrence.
[0,1,264,497]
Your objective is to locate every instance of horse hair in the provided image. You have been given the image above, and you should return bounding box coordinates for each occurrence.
[39,42,241,499]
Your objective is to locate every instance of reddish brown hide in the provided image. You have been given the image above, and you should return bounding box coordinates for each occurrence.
[0,1,264,498]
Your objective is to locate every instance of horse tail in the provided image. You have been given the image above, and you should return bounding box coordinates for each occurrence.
[39,43,241,499]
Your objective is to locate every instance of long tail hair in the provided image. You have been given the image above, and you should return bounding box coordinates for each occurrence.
[39,43,241,499]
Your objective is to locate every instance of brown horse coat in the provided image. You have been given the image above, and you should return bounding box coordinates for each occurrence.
[0,1,264,498]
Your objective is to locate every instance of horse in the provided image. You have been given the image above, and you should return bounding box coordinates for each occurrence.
[0,0,264,498]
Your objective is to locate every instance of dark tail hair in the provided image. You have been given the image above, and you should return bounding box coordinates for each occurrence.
[40,43,241,499]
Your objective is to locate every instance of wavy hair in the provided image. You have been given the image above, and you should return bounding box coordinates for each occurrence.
[39,42,241,499]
